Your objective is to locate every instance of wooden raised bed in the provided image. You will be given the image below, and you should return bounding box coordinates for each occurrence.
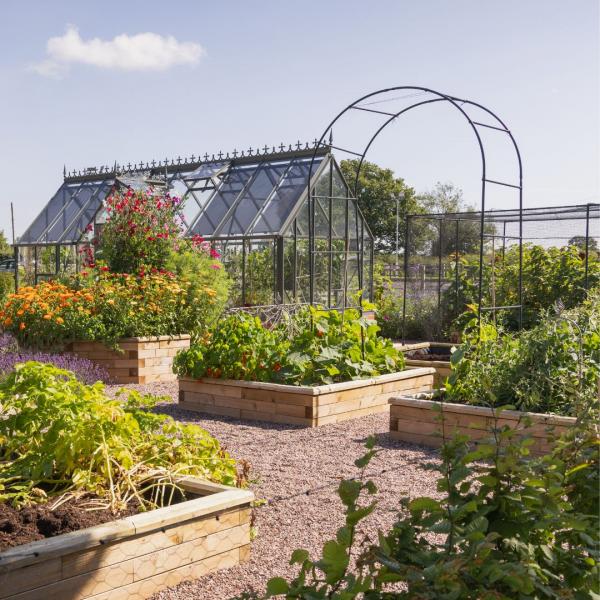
[178,368,435,427]
[389,395,576,456]
[67,335,190,384]
[394,342,454,387]
[0,479,253,600]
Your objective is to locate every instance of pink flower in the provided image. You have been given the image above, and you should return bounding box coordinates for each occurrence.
[210,264,221,270]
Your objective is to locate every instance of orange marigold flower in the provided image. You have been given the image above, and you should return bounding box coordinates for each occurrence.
[16,309,24,316]
[3,317,12,326]
[56,317,64,325]
[43,314,52,320]
[19,322,26,330]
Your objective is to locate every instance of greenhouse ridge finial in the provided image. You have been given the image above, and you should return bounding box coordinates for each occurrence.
[64,140,323,180]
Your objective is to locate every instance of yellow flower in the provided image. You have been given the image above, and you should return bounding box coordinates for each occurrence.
[56,317,64,325]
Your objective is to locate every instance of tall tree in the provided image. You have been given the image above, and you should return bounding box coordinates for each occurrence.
[0,230,11,258]
[416,182,484,256]
[340,159,420,253]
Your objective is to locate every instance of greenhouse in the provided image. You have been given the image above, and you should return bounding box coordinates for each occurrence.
[16,142,374,307]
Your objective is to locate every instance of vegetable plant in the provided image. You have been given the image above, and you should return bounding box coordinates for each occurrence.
[0,362,238,510]
[445,288,600,416]
[174,305,405,386]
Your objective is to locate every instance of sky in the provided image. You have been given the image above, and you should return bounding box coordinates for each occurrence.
[0,0,598,239]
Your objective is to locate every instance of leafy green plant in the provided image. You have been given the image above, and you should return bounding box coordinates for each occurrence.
[0,362,238,510]
[244,413,599,599]
[445,289,600,416]
[174,305,405,386]
[445,244,600,332]
[174,312,289,383]
[0,272,14,305]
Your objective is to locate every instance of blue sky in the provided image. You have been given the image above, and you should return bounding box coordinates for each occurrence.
[0,0,598,239]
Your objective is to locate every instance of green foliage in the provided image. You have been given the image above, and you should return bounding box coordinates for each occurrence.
[340,159,419,253]
[174,305,405,386]
[98,187,184,273]
[445,289,600,416]
[0,362,237,510]
[373,263,448,341]
[165,248,231,331]
[446,244,600,331]
[248,416,599,599]
[0,272,14,304]
[174,312,288,383]
[0,230,11,257]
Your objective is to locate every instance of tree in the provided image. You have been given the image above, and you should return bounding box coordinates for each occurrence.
[0,230,11,258]
[340,159,420,253]
[417,182,485,256]
[569,235,599,253]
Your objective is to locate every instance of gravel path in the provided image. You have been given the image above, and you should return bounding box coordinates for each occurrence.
[110,382,441,600]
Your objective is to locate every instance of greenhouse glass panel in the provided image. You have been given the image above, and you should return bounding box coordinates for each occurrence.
[56,181,113,243]
[217,162,288,236]
[189,164,255,236]
[251,156,324,235]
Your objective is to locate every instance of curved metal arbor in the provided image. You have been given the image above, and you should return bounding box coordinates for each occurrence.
[306,86,524,332]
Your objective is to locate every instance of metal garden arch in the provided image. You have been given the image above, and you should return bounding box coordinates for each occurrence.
[306,86,524,332]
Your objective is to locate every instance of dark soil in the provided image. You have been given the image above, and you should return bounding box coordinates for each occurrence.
[407,351,451,362]
[0,496,140,551]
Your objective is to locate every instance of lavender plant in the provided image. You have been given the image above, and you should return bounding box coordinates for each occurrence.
[0,332,109,384]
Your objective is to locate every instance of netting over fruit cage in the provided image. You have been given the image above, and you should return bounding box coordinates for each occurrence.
[392,203,600,342]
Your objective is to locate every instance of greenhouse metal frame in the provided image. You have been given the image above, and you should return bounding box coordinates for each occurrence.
[400,203,600,341]
[15,141,375,308]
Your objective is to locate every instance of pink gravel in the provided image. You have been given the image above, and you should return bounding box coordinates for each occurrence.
[109,382,441,600]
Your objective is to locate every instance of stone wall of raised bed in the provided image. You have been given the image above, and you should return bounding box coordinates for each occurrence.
[389,396,576,455]
[178,367,435,427]
[67,335,190,384]
[0,479,253,600]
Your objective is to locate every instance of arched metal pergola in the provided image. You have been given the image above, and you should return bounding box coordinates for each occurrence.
[306,86,524,332]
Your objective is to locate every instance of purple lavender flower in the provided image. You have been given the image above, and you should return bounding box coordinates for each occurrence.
[0,351,110,385]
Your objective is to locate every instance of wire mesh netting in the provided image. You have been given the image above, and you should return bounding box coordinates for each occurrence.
[393,204,600,342]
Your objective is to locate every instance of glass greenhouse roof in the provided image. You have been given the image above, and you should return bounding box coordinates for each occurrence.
[19,179,114,244]
[18,145,373,245]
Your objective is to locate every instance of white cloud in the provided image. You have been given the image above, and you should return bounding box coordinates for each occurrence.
[30,25,205,78]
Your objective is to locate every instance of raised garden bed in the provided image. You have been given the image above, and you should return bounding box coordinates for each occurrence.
[178,368,435,427]
[395,342,455,387]
[67,335,190,384]
[388,395,576,455]
[0,478,253,600]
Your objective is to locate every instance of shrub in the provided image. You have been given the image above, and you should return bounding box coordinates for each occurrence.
[0,271,221,349]
[248,416,599,598]
[174,305,405,386]
[0,272,13,305]
[97,187,184,273]
[445,288,600,416]
[166,243,231,330]
[445,243,600,331]
[0,362,238,510]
